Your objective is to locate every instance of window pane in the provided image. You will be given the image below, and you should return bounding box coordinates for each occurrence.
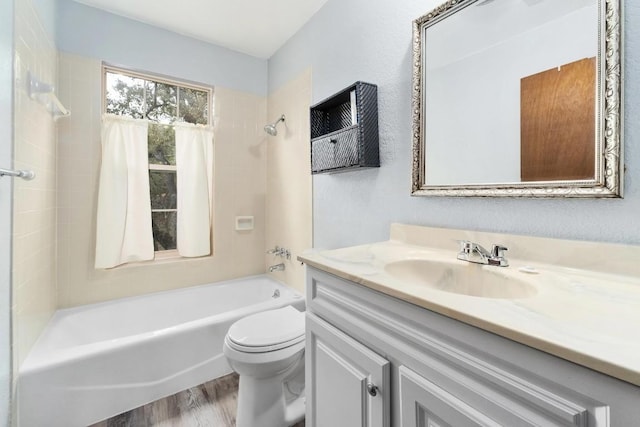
[179,87,209,124]
[152,212,177,251]
[149,170,177,209]
[105,72,145,119]
[148,123,176,165]
[145,81,177,123]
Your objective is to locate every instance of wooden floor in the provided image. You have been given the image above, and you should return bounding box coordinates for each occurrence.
[90,373,305,427]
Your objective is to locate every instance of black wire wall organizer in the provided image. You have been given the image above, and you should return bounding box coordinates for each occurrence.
[310,81,379,174]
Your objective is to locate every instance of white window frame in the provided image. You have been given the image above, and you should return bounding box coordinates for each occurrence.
[102,64,214,123]
[101,64,214,255]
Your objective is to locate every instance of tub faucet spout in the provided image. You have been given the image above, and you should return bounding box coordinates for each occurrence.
[269,263,285,272]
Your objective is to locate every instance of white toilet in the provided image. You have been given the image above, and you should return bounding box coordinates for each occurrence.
[223,306,306,427]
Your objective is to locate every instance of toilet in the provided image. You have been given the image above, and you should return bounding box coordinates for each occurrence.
[223,306,306,427]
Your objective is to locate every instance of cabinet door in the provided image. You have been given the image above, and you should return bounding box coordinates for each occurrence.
[307,314,390,427]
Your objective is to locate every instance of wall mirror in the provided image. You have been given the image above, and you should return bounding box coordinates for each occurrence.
[411,0,623,197]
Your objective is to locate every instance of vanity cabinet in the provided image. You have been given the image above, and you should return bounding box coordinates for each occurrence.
[305,266,640,427]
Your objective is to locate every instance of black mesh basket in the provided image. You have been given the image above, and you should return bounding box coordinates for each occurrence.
[310,82,379,174]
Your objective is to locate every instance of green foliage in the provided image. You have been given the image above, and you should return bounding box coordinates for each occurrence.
[145,81,177,123]
[105,74,145,119]
[179,87,209,125]
[152,212,177,251]
[148,124,175,165]
[149,171,177,210]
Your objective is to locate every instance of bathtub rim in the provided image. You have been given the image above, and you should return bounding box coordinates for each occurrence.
[20,275,303,374]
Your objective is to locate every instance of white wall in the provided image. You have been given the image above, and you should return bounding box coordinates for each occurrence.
[268,0,640,249]
[0,0,14,424]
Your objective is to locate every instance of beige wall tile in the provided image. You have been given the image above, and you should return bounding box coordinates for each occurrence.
[265,69,313,293]
[56,53,269,308]
[12,0,58,384]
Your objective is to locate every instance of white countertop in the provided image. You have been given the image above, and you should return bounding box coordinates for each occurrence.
[299,224,640,387]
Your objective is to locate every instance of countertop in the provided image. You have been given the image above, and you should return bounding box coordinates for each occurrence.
[299,224,640,387]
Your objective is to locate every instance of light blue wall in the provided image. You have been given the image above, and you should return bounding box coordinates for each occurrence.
[0,0,13,424]
[32,0,56,39]
[269,0,640,249]
[56,0,268,96]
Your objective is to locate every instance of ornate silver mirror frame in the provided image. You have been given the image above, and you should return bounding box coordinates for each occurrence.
[411,0,623,198]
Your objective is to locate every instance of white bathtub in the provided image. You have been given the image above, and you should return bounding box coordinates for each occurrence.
[18,275,304,427]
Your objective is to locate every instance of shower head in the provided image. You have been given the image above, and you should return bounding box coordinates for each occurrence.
[264,114,285,136]
[264,124,278,136]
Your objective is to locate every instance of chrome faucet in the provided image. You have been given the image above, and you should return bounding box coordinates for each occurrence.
[266,246,291,259]
[268,263,285,272]
[457,241,508,267]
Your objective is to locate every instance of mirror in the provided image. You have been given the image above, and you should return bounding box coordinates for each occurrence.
[411,0,623,197]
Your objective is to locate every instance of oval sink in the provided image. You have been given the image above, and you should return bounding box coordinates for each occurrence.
[384,259,537,299]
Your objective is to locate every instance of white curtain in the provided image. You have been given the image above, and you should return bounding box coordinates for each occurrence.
[95,115,154,268]
[175,124,214,257]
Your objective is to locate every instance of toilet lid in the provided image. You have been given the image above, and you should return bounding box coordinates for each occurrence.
[227,306,305,352]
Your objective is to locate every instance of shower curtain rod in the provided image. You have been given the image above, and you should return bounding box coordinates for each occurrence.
[0,167,35,180]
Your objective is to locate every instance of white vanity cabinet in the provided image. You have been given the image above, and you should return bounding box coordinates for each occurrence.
[305,266,640,427]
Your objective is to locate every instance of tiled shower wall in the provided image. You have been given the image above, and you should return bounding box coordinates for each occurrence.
[265,69,313,293]
[12,0,58,378]
[56,53,269,308]
[0,0,14,424]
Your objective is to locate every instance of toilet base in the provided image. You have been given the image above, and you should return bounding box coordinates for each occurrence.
[235,353,305,427]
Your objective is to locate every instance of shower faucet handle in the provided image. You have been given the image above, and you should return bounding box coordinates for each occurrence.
[266,246,290,259]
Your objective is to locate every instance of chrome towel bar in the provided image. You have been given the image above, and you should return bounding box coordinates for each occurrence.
[0,167,35,180]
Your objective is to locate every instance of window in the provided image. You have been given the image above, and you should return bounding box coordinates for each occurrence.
[103,65,212,252]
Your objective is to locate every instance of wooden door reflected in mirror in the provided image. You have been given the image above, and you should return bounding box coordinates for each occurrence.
[520,57,596,182]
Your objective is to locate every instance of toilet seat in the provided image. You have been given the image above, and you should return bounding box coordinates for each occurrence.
[223,305,307,427]
[227,306,305,353]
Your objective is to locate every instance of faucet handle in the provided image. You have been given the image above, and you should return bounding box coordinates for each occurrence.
[491,245,509,267]
[457,240,472,253]
[456,240,473,262]
[491,244,508,258]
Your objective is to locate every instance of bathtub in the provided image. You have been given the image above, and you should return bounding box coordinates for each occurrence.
[18,275,304,427]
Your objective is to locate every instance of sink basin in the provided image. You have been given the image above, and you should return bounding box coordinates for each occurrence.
[384,259,537,299]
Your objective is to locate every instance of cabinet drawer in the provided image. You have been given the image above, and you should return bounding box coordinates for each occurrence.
[311,126,359,173]
[399,363,593,427]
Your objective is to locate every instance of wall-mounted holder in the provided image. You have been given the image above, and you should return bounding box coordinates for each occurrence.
[27,71,71,120]
[310,81,379,174]
[235,216,254,231]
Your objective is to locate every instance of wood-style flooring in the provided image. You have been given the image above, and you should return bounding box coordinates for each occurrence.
[90,373,305,427]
